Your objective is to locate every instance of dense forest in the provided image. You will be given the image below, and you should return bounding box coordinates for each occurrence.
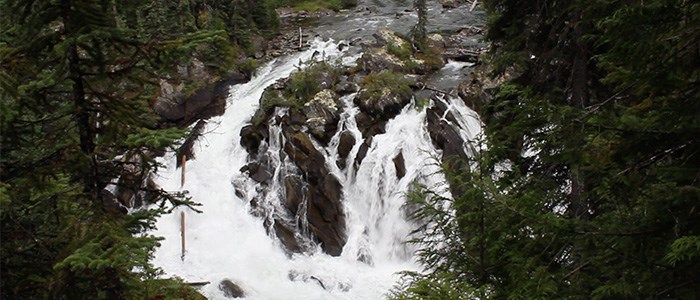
[395,0,700,299]
[0,0,353,298]
[1,0,698,299]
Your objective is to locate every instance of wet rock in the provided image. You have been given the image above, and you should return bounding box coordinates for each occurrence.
[303,89,341,144]
[355,85,412,118]
[219,279,245,298]
[358,48,406,73]
[334,76,359,95]
[426,105,467,158]
[307,175,345,256]
[284,131,324,176]
[242,159,274,183]
[354,138,371,167]
[250,34,267,58]
[272,78,289,90]
[288,108,307,126]
[284,176,304,215]
[354,111,387,138]
[458,66,519,114]
[393,152,406,179]
[177,119,207,167]
[428,33,447,49]
[336,131,356,169]
[112,152,160,209]
[101,189,128,214]
[240,125,268,154]
[155,76,247,126]
[282,130,347,256]
[232,178,247,199]
[355,5,378,15]
[274,220,303,254]
[372,28,408,48]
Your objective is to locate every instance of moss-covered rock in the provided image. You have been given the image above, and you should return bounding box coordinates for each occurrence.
[303,89,342,144]
[355,71,413,118]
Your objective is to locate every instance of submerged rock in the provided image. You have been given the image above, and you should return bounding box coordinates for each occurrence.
[393,152,406,179]
[219,279,245,298]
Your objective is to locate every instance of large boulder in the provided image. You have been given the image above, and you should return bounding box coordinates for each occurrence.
[426,98,467,159]
[282,130,347,256]
[303,89,342,144]
[336,131,356,169]
[240,124,269,155]
[358,48,406,73]
[355,84,412,118]
[154,74,248,126]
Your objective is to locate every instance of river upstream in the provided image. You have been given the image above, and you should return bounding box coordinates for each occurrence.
[151,1,485,299]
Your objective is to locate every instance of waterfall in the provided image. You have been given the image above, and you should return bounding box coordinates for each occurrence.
[151,38,482,299]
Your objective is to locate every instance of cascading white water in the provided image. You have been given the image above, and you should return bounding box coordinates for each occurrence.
[151,38,483,299]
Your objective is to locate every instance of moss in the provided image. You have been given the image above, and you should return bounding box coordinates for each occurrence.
[360,70,413,102]
[251,60,344,126]
[416,51,444,71]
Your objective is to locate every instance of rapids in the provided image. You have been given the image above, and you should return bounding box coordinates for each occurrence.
[151,3,484,299]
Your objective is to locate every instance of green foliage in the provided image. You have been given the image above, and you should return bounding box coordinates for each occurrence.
[144,278,208,300]
[410,0,428,50]
[396,0,700,298]
[269,0,356,11]
[0,0,208,298]
[391,271,485,300]
[388,42,413,61]
[252,60,343,126]
[359,70,413,102]
[288,61,342,104]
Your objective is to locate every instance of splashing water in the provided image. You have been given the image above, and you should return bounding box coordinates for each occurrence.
[151,38,482,299]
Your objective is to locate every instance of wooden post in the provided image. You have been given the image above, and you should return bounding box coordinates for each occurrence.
[180,155,186,187]
[180,211,186,261]
[299,27,303,49]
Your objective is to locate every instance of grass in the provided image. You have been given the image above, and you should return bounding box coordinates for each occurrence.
[387,42,413,61]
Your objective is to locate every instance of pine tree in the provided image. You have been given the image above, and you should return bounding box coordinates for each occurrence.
[0,0,202,298]
[410,0,428,50]
[395,0,700,298]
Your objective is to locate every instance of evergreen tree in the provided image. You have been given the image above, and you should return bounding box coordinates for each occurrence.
[395,0,700,298]
[0,0,202,298]
[410,0,428,50]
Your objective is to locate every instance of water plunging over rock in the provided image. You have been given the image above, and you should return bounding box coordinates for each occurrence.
[150,1,486,296]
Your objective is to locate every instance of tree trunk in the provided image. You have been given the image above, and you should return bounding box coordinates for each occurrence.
[62,0,100,204]
[568,13,590,219]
